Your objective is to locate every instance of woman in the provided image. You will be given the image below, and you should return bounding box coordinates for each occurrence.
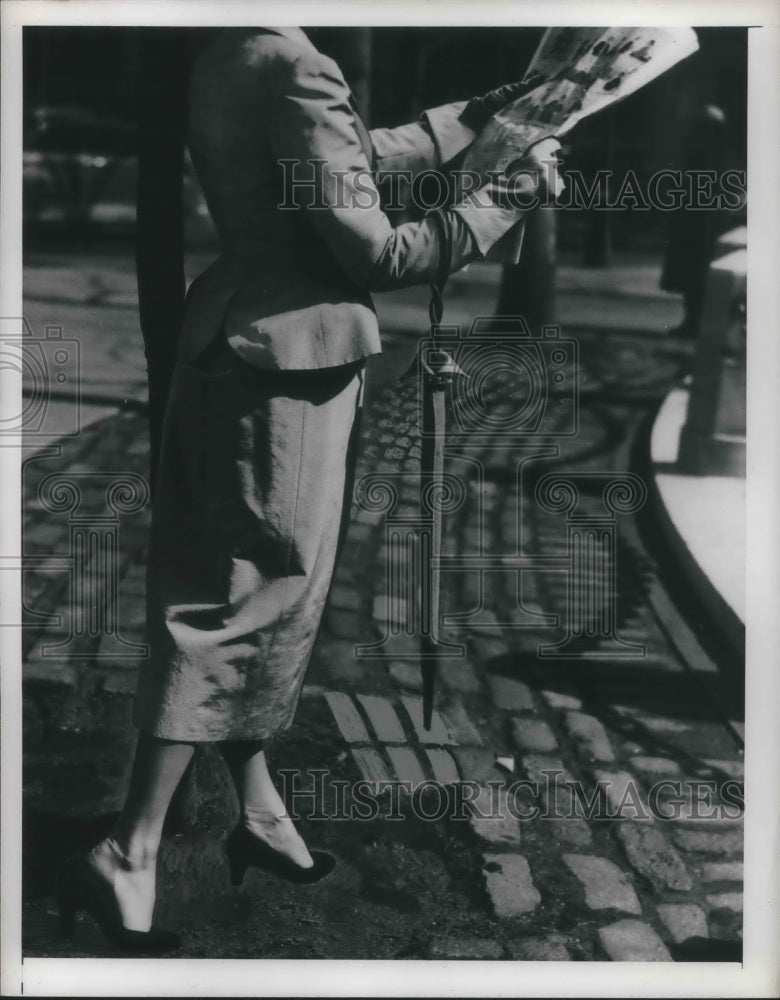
[57,26,561,951]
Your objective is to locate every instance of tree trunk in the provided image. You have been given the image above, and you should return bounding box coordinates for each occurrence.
[135,29,189,493]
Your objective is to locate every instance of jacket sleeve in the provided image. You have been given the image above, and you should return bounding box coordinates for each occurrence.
[369,101,475,174]
[270,50,524,293]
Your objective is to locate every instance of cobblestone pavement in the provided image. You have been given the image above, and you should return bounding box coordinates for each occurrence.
[20,305,743,961]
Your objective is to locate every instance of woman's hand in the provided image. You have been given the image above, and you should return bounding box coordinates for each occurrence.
[484,137,565,209]
[505,137,565,204]
[460,75,544,131]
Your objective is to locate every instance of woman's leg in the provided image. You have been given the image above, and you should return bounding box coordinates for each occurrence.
[86,736,195,931]
[219,741,314,869]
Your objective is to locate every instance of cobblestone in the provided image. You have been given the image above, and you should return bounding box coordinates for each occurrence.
[437,660,480,694]
[563,854,641,914]
[656,904,709,943]
[563,711,616,762]
[487,674,534,712]
[482,854,541,918]
[452,748,506,785]
[706,892,743,913]
[540,689,582,711]
[429,937,503,960]
[20,260,746,962]
[325,608,363,640]
[357,694,406,743]
[440,699,484,747]
[328,583,363,612]
[598,919,672,962]
[521,754,593,848]
[468,786,522,846]
[424,748,460,785]
[385,746,427,787]
[387,661,421,691]
[506,934,571,961]
[630,755,682,775]
[324,691,370,744]
[700,861,743,882]
[511,718,558,753]
[617,823,693,891]
[672,828,743,855]
[317,638,365,686]
[401,696,456,745]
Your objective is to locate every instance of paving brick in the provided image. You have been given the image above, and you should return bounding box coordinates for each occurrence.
[506,934,571,961]
[318,639,365,686]
[540,689,582,711]
[468,786,521,846]
[357,694,406,743]
[706,892,743,913]
[563,854,641,914]
[372,594,409,625]
[328,583,363,612]
[469,634,511,663]
[672,828,743,855]
[351,747,393,786]
[369,633,422,658]
[424,748,460,786]
[324,691,370,744]
[440,699,484,747]
[592,768,649,815]
[452,747,505,784]
[482,853,541,917]
[23,657,79,688]
[429,937,503,960]
[700,861,743,882]
[388,661,421,691]
[599,920,672,962]
[656,904,709,944]
[511,718,557,753]
[401,696,456,745]
[702,758,744,779]
[438,660,480,694]
[630,755,681,775]
[521,754,593,848]
[101,667,140,695]
[617,823,693,891]
[385,746,427,788]
[563,711,615,762]
[325,609,362,640]
[487,674,534,712]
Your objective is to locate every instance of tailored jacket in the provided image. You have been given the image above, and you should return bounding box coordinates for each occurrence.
[180,26,522,370]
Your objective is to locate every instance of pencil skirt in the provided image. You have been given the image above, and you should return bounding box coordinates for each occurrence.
[133,337,365,741]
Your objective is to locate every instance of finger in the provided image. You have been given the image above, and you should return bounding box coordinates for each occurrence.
[527,136,562,159]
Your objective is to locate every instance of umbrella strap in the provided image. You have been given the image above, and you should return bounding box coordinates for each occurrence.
[428,207,454,328]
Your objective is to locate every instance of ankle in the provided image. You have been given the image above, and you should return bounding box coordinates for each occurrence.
[100,834,158,871]
[242,806,287,830]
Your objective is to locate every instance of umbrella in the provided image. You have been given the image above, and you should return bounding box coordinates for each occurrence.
[419,210,455,729]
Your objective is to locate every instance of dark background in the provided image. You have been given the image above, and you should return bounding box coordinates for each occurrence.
[22,26,748,255]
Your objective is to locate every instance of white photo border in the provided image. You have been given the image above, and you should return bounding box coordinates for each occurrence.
[2,1,778,996]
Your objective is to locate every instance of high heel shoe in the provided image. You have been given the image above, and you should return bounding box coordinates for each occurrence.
[56,855,181,954]
[224,825,336,886]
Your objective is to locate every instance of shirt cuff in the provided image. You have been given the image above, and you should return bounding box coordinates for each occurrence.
[422,101,475,164]
[451,186,525,256]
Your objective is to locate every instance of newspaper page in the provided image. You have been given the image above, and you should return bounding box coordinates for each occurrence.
[464,26,700,176]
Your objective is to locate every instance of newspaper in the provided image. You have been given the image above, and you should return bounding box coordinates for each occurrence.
[465,26,699,174]
[467,26,699,262]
